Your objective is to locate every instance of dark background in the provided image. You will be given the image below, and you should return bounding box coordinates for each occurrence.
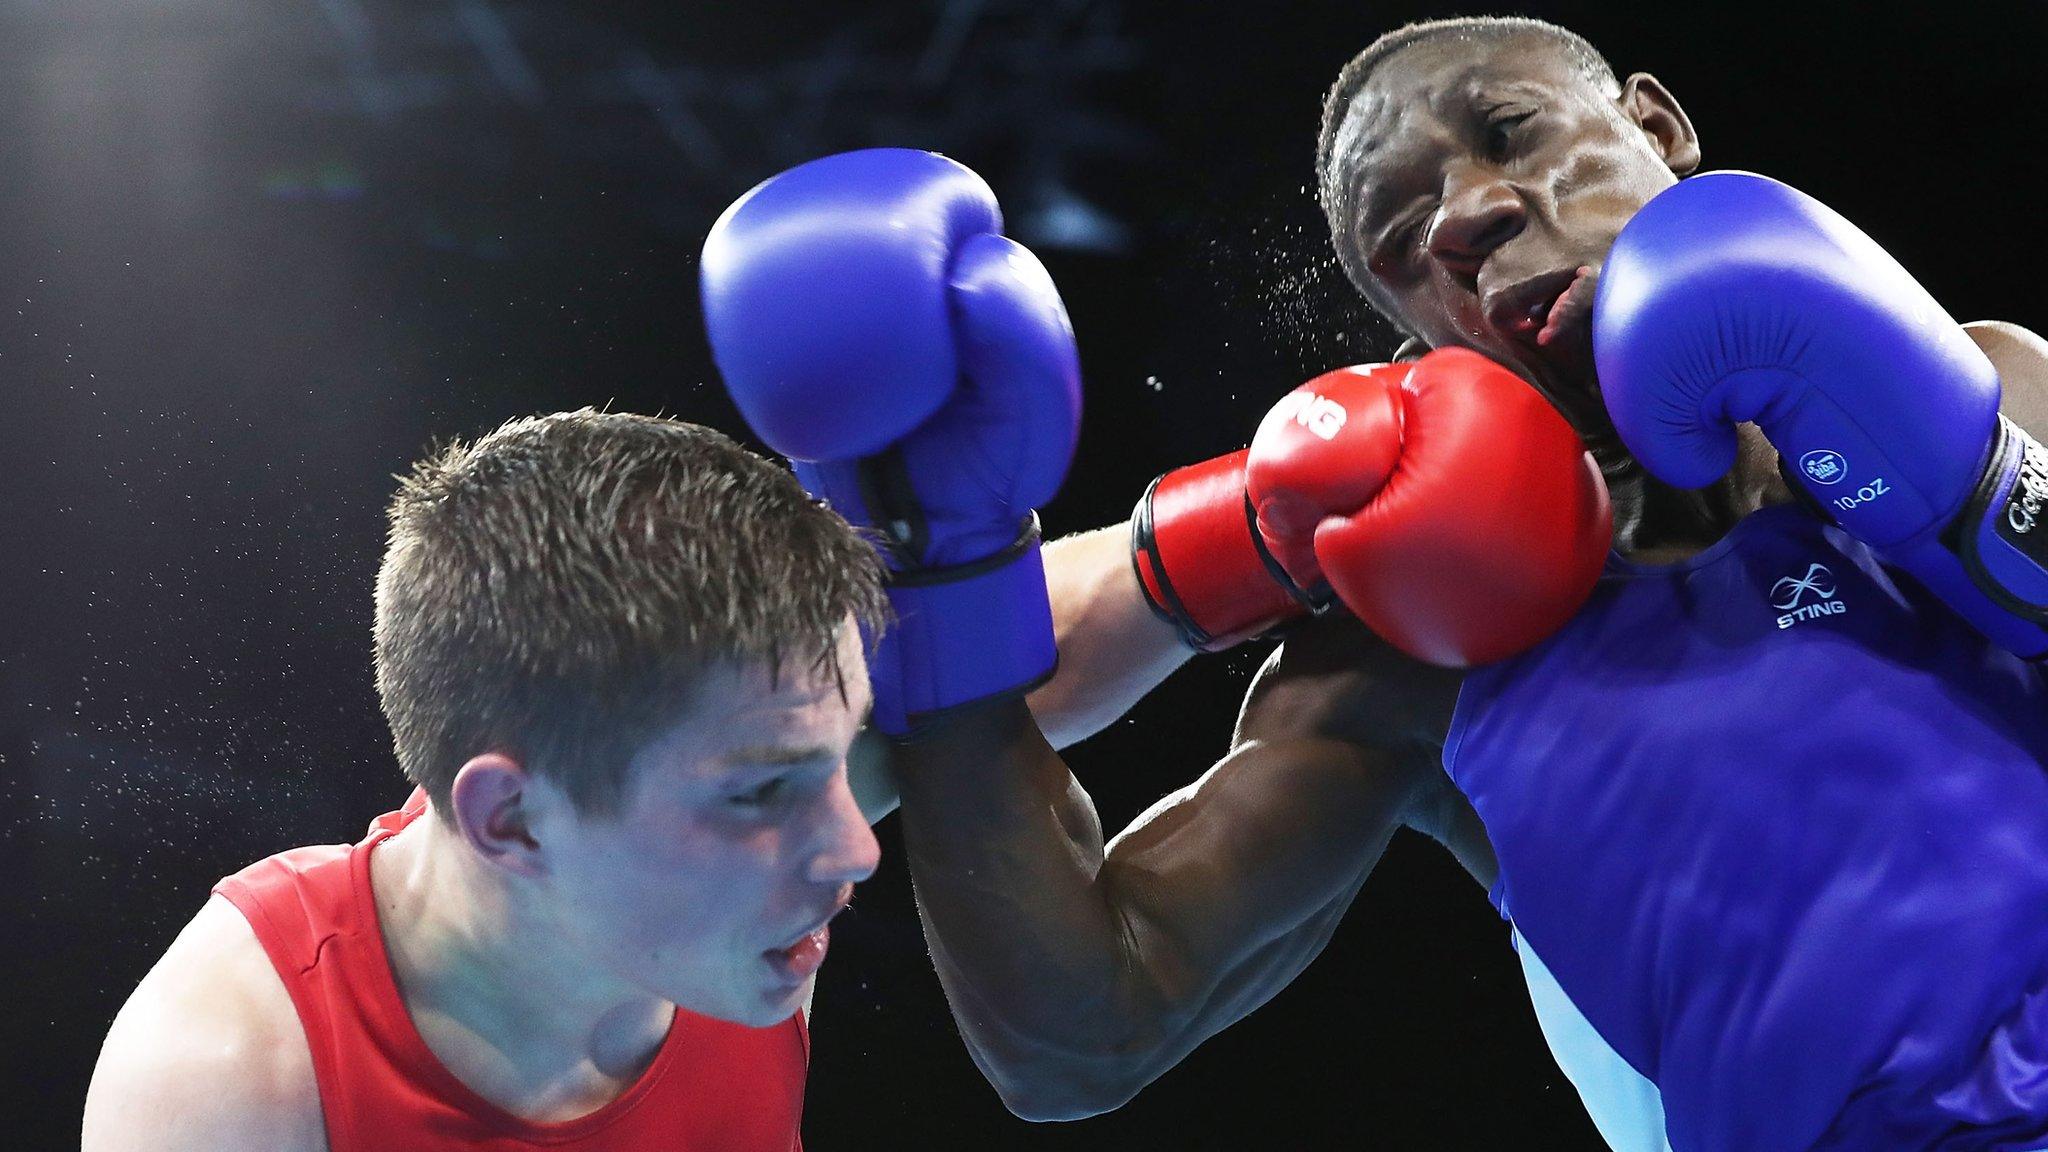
[1,1,2040,1147]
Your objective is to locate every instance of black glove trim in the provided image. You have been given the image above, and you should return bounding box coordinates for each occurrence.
[857,447,930,567]
[888,661,1063,743]
[1130,476,1214,649]
[889,514,1043,589]
[1242,494,1336,614]
[1947,416,2048,625]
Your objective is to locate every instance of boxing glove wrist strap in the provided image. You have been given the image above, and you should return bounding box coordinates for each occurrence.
[1949,416,2048,624]
[871,514,1058,736]
[1131,451,1321,652]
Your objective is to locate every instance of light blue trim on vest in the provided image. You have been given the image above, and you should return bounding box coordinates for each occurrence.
[1513,924,1674,1152]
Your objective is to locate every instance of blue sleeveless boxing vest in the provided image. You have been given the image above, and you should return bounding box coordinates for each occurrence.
[1446,503,2048,1152]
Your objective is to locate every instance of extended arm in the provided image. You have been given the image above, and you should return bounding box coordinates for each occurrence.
[892,616,1461,1119]
[1026,523,1192,749]
[848,519,1197,822]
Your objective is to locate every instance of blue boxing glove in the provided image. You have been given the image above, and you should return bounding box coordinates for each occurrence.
[701,148,1081,733]
[1594,171,2048,658]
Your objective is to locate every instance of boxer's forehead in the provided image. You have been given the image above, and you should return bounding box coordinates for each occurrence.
[1334,37,1587,225]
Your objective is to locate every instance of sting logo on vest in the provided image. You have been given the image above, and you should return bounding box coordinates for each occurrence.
[1772,563,1847,629]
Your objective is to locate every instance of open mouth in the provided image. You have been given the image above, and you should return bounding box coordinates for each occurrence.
[1485,265,1598,350]
[764,924,831,985]
[1538,266,1598,347]
[1476,265,1618,461]
[763,891,852,986]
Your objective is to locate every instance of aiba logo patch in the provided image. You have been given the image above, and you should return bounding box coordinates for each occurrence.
[1800,449,1848,486]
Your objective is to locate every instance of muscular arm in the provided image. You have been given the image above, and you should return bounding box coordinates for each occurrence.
[892,614,1464,1119]
[848,520,1197,822]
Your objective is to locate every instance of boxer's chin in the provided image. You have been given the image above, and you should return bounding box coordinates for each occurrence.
[1537,335,1600,417]
[1488,326,1603,449]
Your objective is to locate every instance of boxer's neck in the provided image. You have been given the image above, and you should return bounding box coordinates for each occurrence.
[1620,423,1791,566]
[368,812,674,1122]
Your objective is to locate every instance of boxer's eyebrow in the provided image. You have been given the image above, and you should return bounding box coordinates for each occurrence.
[1495,79,1550,98]
[1353,148,1423,237]
[1353,143,1436,248]
[722,744,837,770]
[1356,182,1396,236]
[1345,74,1535,256]
[1469,80,1549,115]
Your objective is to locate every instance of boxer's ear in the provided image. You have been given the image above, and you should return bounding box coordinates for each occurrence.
[1392,336,1430,362]
[1618,73,1700,177]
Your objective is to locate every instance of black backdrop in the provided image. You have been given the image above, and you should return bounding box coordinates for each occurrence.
[3,1,2042,1147]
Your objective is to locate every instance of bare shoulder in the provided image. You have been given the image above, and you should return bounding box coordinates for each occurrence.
[1234,611,1463,752]
[82,894,326,1152]
[1965,321,2048,438]
[1963,319,2048,362]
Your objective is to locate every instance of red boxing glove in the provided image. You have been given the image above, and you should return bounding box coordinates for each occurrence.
[1132,448,1322,650]
[1248,348,1612,666]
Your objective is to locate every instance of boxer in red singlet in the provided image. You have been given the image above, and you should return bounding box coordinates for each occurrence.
[81,411,887,1151]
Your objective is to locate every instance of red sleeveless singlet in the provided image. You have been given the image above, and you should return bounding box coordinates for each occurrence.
[213,791,808,1151]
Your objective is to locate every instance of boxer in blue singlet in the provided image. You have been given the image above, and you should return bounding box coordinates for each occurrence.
[706,15,2048,1150]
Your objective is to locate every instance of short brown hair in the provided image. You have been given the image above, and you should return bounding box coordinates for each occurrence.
[373,409,887,818]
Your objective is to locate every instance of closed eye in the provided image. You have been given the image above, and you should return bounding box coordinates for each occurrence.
[1369,208,1431,275]
[730,776,789,808]
[1484,111,1534,163]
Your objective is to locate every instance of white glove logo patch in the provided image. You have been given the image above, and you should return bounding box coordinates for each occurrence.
[1799,449,1848,486]
[1270,392,1348,441]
